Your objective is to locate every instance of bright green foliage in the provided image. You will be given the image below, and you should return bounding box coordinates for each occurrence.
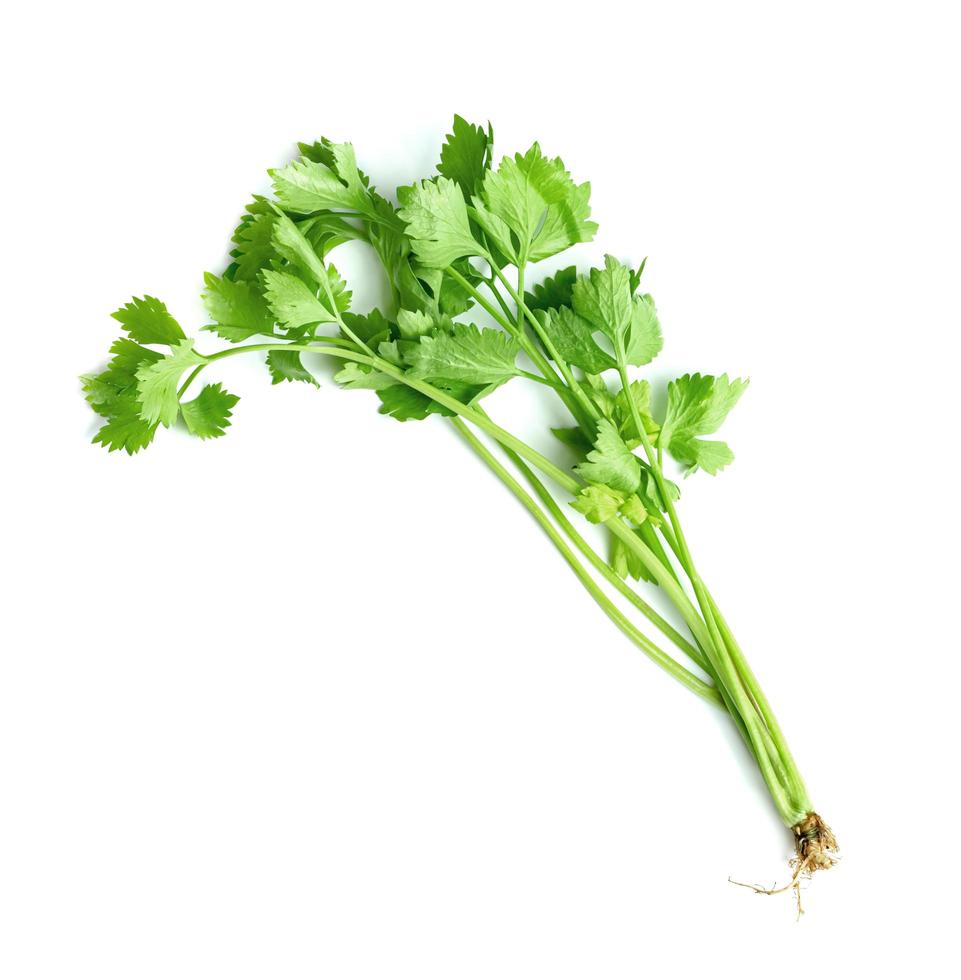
[581,372,617,416]
[91,410,158,454]
[398,177,484,268]
[572,254,634,338]
[550,425,593,454]
[395,308,454,340]
[540,306,616,374]
[625,294,662,366]
[84,338,164,454]
[111,296,185,345]
[202,273,274,341]
[438,115,493,196]
[334,362,394,390]
[618,494,649,525]
[266,350,319,386]
[181,383,240,439]
[525,266,577,313]
[85,120,826,846]
[614,380,659,446]
[136,339,206,427]
[472,143,597,264]
[611,532,649,581]
[341,309,392,347]
[96,337,163,387]
[407,323,520,385]
[537,257,662,374]
[571,255,663,367]
[377,383,457,422]
[272,211,333,287]
[575,420,641,494]
[269,216,352,334]
[229,206,277,282]
[659,373,748,474]
[262,270,338,329]
[87,121,745,488]
[270,143,372,215]
[571,484,626,523]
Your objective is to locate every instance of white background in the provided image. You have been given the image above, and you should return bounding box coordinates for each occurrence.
[3,2,959,977]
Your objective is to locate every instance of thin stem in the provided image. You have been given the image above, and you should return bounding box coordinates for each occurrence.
[515,265,525,332]
[518,370,566,391]
[492,266,599,421]
[200,342,583,493]
[704,590,811,814]
[177,365,205,398]
[445,265,519,335]
[445,264,595,432]
[498,442,710,673]
[450,418,721,706]
[484,276,517,322]
[613,346,800,823]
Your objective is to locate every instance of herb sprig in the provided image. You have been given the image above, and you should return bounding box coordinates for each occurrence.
[84,116,837,903]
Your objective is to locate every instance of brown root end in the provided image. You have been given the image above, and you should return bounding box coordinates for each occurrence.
[729,813,838,917]
[793,812,839,873]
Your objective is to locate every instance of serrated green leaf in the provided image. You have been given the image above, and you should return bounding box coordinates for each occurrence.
[474,144,596,265]
[136,339,206,427]
[528,181,596,263]
[611,532,647,582]
[270,147,370,215]
[83,339,164,461]
[398,177,485,269]
[571,484,625,523]
[266,349,319,386]
[614,380,659,446]
[376,384,440,421]
[262,270,337,329]
[334,362,395,390]
[202,273,274,340]
[564,256,662,368]
[540,306,616,374]
[636,467,679,516]
[271,211,330,285]
[674,438,735,475]
[582,373,616,416]
[328,143,370,202]
[618,495,649,525]
[299,211,365,258]
[377,379,484,422]
[202,323,268,343]
[341,309,392,347]
[550,426,593,453]
[111,296,185,346]
[396,308,454,340]
[92,405,158,455]
[296,140,337,168]
[624,293,662,367]
[229,208,277,282]
[574,419,641,494]
[468,199,517,263]
[659,373,748,475]
[406,323,520,385]
[438,115,493,196]
[525,266,577,313]
[270,213,351,323]
[572,255,634,340]
[181,383,240,439]
[87,338,163,408]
